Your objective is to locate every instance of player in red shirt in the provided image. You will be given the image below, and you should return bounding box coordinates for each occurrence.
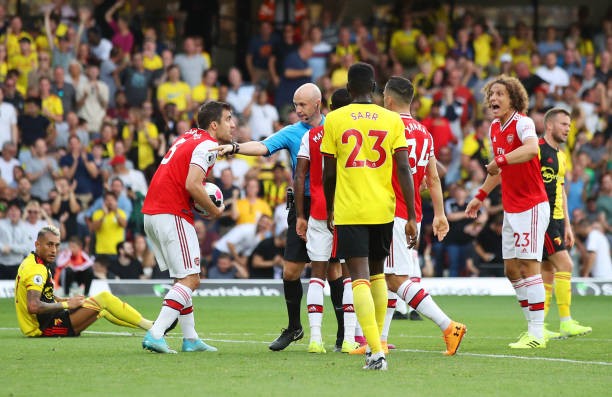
[141,101,235,354]
[366,76,466,356]
[466,75,550,349]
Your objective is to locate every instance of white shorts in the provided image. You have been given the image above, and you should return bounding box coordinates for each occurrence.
[384,218,422,277]
[502,201,550,261]
[144,214,201,279]
[306,217,333,262]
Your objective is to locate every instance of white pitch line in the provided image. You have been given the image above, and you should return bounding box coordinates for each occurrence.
[396,348,612,366]
[2,328,610,366]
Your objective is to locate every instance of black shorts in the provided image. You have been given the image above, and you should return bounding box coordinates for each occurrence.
[543,218,566,258]
[39,309,77,337]
[284,197,310,263]
[334,222,393,261]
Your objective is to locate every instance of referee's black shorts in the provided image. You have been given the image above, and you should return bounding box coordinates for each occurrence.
[284,197,310,263]
[334,222,393,261]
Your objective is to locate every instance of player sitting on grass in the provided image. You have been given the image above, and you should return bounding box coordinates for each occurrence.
[15,225,153,337]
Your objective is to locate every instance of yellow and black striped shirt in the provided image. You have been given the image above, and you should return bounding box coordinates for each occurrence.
[539,138,566,220]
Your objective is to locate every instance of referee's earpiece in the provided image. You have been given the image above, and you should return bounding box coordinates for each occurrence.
[372,81,377,93]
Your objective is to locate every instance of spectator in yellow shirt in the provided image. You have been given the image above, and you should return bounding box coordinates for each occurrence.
[191,68,219,109]
[122,105,159,171]
[389,13,422,68]
[142,39,163,71]
[2,16,35,57]
[39,77,63,123]
[235,178,272,225]
[90,191,127,258]
[8,37,38,95]
[156,64,191,116]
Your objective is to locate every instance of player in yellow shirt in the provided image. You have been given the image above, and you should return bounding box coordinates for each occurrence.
[321,63,418,370]
[15,225,152,337]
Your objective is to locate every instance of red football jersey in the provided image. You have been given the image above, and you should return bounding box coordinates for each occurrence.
[297,125,326,220]
[392,113,434,222]
[142,128,218,224]
[489,112,548,213]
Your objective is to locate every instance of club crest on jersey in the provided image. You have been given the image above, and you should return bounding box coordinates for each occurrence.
[507,134,514,144]
[554,237,562,246]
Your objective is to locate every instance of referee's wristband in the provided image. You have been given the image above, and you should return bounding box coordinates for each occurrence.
[494,154,508,167]
[230,142,240,155]
[61,301,69,309]
[475,189,488,202]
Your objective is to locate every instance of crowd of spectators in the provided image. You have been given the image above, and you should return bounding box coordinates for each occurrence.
[0,1,610,287]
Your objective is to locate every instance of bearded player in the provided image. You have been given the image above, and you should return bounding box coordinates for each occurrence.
[539,107,591,340]
[141,101,233,353]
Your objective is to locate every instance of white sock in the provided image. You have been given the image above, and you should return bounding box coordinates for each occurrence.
[150,283,191,339]
[179,308,199,340]
[395,297,408,315]
[524,274,545,339]
[342,278,356,342]
[381,290,397,342]
[397,279,451,331]
[307,278,325,343]
[511,278,529,322]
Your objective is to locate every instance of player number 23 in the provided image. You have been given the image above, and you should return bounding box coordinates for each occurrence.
[513,232,530,247]
[342,129,387,168]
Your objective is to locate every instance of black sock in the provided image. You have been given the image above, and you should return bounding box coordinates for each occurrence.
[283,279,303,330]
[329,276,345,344]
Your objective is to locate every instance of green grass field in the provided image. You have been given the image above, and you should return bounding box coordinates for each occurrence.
[1,295,610,397]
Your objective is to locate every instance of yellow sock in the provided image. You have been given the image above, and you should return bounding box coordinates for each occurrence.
[98,309,138,328]
[352,279,382,354]
[370,273,387,335]
[554,272,572,319]
[543,282,553,318]
[84,291,150,330]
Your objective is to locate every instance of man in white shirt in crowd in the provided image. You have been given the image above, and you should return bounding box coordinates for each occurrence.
[244,89,280,141]
[576,219,612,278]
[226,67,256,118]
[0,201,31,279]
[174,37,208,89]
[0,142,19,186]
[0,86,17,148]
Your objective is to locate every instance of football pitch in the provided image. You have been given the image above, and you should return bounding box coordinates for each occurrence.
[1,295,610,396]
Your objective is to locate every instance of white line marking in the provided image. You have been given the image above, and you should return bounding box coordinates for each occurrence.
[2,328,610,366]
[396,348,612,366]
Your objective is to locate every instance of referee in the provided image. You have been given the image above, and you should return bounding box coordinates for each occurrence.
[211,82,325,351]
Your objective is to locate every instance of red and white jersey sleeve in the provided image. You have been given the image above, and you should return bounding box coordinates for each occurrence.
[489,112,547,213]
[191,139,218,175]
[392,114,433,222]
[305,126,327,220]
[297,132,310,160]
